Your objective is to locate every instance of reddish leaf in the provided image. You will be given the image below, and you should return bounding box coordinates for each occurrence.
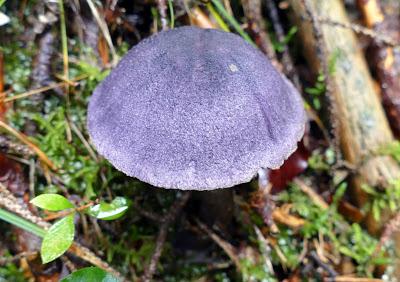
[270,141,309,193]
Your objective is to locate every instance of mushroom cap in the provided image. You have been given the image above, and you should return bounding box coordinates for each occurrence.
[88,26,306,190]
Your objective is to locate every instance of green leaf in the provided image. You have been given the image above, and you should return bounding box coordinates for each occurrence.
[31,194,74,211]
[210,0,255,46]
[86,197,129,220]
[60,267,120,282]
[372,201,381,220]
[360,184,377,196]
[41,214,75,263]
[332,183,347,206]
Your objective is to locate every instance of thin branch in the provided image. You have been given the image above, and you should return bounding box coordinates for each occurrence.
[85,0,118,65]
[43,201,97,221]
[69,121,99,162]
[0,134,34,157]
[133,203,164,223]
[309,250,338,277]
[316,16,398,47]
[265,0,301,89]
[293,178,329,210]
[1,75,86,103]
[141,192,191,282]
[195,218,241,271]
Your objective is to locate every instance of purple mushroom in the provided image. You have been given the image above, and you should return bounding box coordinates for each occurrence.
[87,26,306,190]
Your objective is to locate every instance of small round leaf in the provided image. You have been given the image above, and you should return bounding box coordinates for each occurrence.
[31,194,74,211]
[41,214,75,263]
[86,197,128,220]
[60,267,120,282]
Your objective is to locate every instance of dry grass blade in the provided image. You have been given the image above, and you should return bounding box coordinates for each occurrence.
[3,75,87,103]
[272,206,306,228]
[85,0,118,66]
[2,82,65,103]
[196,219,241,271]
[70,121,98,162]
[294,178,328,210]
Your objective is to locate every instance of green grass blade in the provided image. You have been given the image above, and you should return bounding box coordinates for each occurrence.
[0,208,46,237]
[168,0,174,29]
[210,0,255,46]
[206,2,229,32]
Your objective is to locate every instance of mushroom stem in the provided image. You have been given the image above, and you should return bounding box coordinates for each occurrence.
[257,168,270,192]
[196,189,234,237]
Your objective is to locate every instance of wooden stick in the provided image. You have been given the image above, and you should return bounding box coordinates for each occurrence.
[289,0,400,274]
[289,0,400,204]
[357,0,400,138]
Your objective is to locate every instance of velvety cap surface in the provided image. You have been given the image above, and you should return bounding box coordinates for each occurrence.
[88,26,306,190]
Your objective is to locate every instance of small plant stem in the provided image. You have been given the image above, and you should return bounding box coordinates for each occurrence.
[44,201,97,221]
[58,0,69,91]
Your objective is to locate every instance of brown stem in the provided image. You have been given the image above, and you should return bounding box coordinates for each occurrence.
[43,201,97,221]
[141,192,191,282]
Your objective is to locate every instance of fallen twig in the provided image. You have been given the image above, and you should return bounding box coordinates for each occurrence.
[85,0,118,65]
[316,16,398,47]
[309,250,338,277]
[141,192,191,282]
[195,218,241,271]
[2,75,86,103]
[0,134,34,157]
[133,203,163,223]
[43,200,97,221]
[241,0,277,62]
[265,0,300,89]
[293,178,329,210]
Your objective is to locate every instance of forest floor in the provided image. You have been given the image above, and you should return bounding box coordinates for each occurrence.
[1,0,400,281]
